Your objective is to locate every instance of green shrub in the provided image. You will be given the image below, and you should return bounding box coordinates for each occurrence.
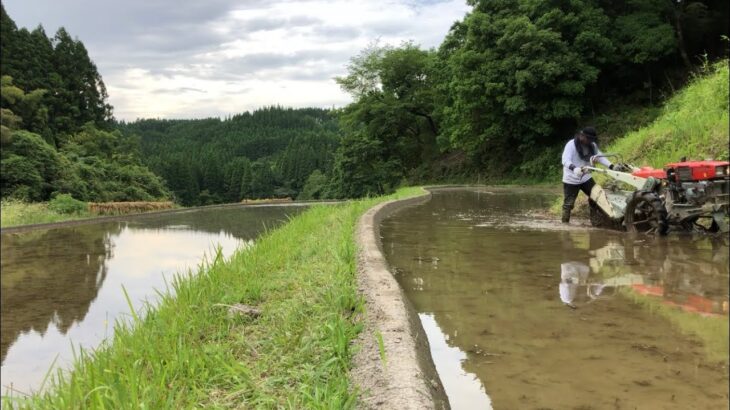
[48,194,87,215]
[517,144,563,183]
[298,170,328,200]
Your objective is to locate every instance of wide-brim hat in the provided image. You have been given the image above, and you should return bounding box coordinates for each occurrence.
[581,127,597,141]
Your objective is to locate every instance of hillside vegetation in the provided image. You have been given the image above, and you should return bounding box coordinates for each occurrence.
[329,0,728,196]
[0,7,169,203]
[119,107,339,206]
[607,61,729,167]
[2,1,728,207]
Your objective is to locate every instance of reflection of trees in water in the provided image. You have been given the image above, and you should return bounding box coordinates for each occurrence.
[0,224,120,364]
[0,206,301,366]
[121,206,304,240]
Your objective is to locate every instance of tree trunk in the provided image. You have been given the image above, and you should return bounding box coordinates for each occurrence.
[647,66,653,104]
[408,109,439,136]
[671,6,693,70]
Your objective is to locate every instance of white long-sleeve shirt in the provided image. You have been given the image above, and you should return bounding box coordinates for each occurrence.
[561,139,611,185]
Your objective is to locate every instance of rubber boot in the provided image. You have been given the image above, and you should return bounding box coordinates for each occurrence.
[561,207,571,224]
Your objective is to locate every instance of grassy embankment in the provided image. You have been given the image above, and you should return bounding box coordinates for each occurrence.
[607,60,729,166]
[1,199,176,229]
[0,199,92,228]
[550,60,730,215]
[4,187,424,409]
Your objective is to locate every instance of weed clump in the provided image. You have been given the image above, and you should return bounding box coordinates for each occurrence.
[48,194,87,215]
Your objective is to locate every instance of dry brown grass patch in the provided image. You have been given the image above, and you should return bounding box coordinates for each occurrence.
[88,201,175,215]
[240,198,293,204]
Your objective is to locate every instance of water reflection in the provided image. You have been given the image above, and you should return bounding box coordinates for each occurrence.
[381,188,729,409]
[1,225,118,367]
[591,237,729,318]
[419,313,492,410]
[558,261,615,308]
[1,205,302,394]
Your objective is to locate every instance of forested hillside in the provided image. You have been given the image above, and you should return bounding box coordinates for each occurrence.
[332,0,729,196]
[119,107,340,205]
[1,0,727,207]
[0,5,168,202]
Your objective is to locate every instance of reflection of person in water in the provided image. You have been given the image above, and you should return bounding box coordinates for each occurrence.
[559,261,611,309]
[560,262,589,308]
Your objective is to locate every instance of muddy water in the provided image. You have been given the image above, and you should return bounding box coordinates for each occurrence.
[381,188,729,410]
[1,205,304,394]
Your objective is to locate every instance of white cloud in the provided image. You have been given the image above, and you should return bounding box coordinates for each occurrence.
[4,0,470,120]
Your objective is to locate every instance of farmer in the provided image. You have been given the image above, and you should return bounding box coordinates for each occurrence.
[560,126,614,224]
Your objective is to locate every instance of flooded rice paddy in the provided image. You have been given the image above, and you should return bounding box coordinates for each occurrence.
[1,205,304,395]
[381,188,729,410]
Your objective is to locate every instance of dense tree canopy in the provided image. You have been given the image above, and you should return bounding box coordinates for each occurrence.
[119,107,340,205]
[330,43,440,197]
[1,6,112,143]
[331,0,728,193]
[0,6,167,202]
[437,0,614,166]
[2,1,727,204]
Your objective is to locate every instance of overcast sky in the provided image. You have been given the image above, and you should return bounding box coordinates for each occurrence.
[4,0,470,121]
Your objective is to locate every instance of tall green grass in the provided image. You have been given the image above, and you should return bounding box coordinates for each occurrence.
[0,199,91,228]
[3,187,423,409]
[607,61,729,166]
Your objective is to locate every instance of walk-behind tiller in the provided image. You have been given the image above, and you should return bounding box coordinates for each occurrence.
[583,155,730,235]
